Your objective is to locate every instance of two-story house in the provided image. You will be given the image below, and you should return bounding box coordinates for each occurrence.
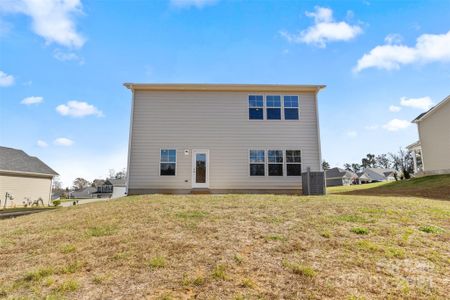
[124,84,325,194]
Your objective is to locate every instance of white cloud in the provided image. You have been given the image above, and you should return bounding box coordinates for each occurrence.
[384,33,403,45]
[0,0,85,48]
[389,105,401,112]
[170,0,218,9]
[400,96,434,110]
[21,96,43,105]
[37,140,48,148]
[54,137,74,146]
[364,125,378,130]
[382,119,411,131]
[0,70,14,87]
[346,130,358,138]
[354,30,450,72]
[280,6,362,48]
[56,100,103,117]
[53,49,84,63]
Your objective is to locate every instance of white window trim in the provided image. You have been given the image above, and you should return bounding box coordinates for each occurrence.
[248,149,266,176]
[285,150,302,176]
[268,149,284,176]
[159,148,177,176]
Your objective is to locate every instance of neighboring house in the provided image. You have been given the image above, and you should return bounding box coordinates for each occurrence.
[70,187,97,199]
[0,146,58,207]
[124,83,325,194]
[357,168,397,183]
[407,95,450,175]
[325,167,358,187]
[93,178,127,198]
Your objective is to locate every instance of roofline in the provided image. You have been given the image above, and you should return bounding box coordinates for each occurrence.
[0,169,58,177]
[412,95,450,123]
[406,140,421,150]
[123,83,326,93]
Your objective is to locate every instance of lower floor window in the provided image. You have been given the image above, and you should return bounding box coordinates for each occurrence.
[268,150,283,176]
[286,150,301,176]
[249,150,265,176]
[160,149,176,176]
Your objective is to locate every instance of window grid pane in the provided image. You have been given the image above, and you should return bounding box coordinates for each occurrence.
[250,150,265,163]
[284,96,299,108]
[268,150,283,163]
[266,95,281,107]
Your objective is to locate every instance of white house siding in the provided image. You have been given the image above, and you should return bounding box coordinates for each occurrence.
[418,99,450,174]
[128,90,322,193]
[0,174,52,207]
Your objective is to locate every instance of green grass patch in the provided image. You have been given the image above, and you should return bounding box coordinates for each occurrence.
[60,244,76,254]
[351,227,369,235]
[175,210,208,220]
[337,214,369,223]
[148,256,166,269]
[419,225,443,234]
[265,234,287,241]
[55,279,79,293]
[86,225,117,237]
[23,267,54,282]
[282,260,316,277]
[212,264,227,280]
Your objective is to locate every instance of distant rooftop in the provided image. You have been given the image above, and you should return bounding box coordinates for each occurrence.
[0,146,58,176]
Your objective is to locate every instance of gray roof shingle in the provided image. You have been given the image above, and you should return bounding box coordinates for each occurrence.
[0,146,58,176]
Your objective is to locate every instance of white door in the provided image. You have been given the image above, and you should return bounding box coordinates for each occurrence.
[192,150,209,188]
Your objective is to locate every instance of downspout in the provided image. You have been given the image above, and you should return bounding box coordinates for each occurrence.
[314,88,323,171]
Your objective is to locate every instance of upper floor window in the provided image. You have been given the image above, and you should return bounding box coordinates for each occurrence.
[266,95,281,120]
[249,95,264,120]
[249,150,265,176]
[268,150,283,176]
[160,149,176,176]
[284,96,299,120]
[286,150,301,176]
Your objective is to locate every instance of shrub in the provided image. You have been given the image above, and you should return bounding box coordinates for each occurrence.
[52,200,61,207]
[351,227,369,235]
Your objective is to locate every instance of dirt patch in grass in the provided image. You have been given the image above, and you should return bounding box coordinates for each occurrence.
[330,174,450,200]
[0,194,449,299]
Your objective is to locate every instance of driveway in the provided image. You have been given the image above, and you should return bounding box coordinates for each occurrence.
[60,198,112,207]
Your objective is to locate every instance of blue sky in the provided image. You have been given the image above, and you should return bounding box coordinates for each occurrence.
[1,0,449,186]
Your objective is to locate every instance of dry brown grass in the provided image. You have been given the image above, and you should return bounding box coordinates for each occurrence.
[1,194,449,299]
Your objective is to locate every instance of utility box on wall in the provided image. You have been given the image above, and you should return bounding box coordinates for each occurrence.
[302,168,326,195]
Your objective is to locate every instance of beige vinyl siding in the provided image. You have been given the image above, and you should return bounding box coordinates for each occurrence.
[128,91,321,191]
[418,99,450,173]
[0,174,52,207]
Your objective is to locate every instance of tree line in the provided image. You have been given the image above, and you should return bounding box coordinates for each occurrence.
[323,148,419,180]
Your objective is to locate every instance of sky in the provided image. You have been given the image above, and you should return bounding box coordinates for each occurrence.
[0,0,449,187]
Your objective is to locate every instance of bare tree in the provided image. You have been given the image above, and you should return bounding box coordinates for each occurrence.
[389,148,414,179]
[376,154,391,169]
[72,178,91,191]
[52,176,63,192]
[115,168,126,179]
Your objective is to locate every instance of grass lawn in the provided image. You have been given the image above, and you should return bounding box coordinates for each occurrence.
[329,174,450,200]
[0,192,449,299]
